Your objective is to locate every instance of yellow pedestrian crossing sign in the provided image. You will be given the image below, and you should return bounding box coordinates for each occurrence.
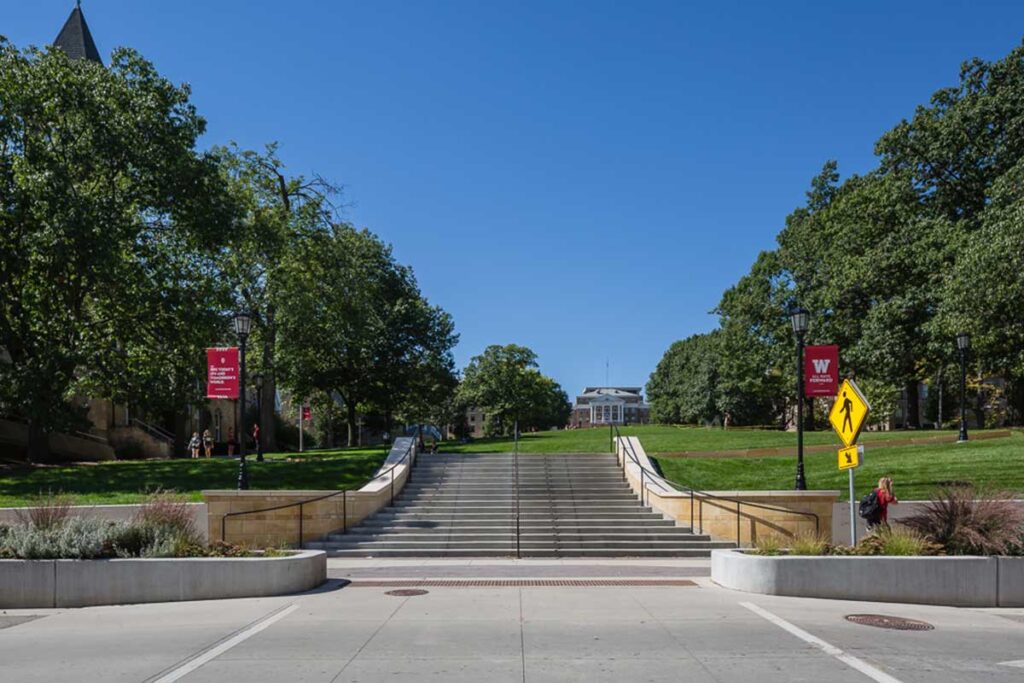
[838,444,862,471]
[828,378,870,448]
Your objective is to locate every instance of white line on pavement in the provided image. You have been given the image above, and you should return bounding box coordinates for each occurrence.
[150,603,299,683]
[999,660,1024,668]
[740,602,903,683]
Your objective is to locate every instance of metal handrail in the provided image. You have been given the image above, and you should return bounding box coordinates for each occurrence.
[130,418,174,444]
[219,440,416,548]
[513,419,521,559]
[612,426,819,544]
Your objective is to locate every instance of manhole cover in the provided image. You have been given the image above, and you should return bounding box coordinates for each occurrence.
[845,614,934,631]
[385,589,429,597]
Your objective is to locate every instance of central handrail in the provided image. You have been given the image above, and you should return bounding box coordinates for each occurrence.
[220,439,417,547]
[513,419,521,559]
[612,426,819,544]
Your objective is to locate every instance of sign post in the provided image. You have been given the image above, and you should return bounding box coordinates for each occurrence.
[830,379,871,546]
[298,403,303,453]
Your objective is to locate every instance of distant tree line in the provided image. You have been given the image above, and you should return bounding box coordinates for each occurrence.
[649,41,1024,429]
[0,40,457,459]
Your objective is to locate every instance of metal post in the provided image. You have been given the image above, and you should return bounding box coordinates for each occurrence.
[795,332,807,490]
[342,490,347,533]
[690,489,694,531]
[236,338,249,490]
[958,349,969,442]
[609,423,613,453]
[298,402,304,452]
[736,501,741,547]
[514,418,521,559]
[848,468,857,546]
[299,502,304,549]
[390,468,395,506]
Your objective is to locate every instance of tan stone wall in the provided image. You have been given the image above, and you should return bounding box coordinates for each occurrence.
[617,436,838,546]
[203,443,414,548]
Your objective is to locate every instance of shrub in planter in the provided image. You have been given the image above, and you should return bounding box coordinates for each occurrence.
[901,487,1024,555]
[752,534,784,556]
[16,494,73,530]
[789,532,831,556]
[2,517,124,559]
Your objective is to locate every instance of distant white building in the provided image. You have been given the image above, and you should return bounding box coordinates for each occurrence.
[569,387,650,428]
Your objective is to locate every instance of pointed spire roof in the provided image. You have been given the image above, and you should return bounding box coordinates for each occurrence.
[53,3,102,64]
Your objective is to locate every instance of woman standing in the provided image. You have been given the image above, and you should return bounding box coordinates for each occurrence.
[188,432,201,459]
[202,429,214,458]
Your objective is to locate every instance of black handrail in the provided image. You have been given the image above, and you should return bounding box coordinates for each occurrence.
[513,419,521,559]
[219,439,417,548]
[612,426,819,544]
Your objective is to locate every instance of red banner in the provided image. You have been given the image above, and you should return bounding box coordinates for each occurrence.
[804,345,839,397]
[206,347,239,399]
[302,405,312,422]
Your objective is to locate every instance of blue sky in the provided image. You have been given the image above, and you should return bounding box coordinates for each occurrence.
[7,1,1024,398]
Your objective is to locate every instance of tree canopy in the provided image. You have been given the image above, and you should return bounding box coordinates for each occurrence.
[649,41,1024,428]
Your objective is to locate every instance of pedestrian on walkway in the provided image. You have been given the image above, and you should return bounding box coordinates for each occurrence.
[252,423,261,461]
[188,432,201,459]
[867,476,898,532]
[227,427,237,456]
[202,429,213,458]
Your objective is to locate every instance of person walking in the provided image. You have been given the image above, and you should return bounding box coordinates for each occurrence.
[867,476,898,532]
[188,432,201,459]
[252,423,261,461]
[202,429,214,458]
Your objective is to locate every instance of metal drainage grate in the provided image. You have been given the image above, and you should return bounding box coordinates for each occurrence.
[353,579,697,588]
[385,589,430,597]
[845,614,934,631]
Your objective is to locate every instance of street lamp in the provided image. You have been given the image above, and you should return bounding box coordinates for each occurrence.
[956,332,970,443]
[233,311,252,490]
[253,373,264,462]
[790,307,810,491]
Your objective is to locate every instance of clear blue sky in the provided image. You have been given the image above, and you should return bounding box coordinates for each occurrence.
[8,1,1024,398]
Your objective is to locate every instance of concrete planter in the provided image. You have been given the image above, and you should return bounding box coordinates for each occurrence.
[0,549,326,609]
[711,549,1024,607]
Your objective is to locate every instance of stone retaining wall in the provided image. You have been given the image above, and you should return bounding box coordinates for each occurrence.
[711,549,1024,607]
[616,437,838,545]
[204,437,417,547]
[0,550,327,608]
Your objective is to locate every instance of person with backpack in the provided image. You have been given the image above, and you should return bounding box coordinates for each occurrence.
[860,476,898,532]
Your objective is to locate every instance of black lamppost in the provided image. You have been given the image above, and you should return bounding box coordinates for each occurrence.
[791,307,810,491]
[253,373,264,462]
[233,311,252,490]
[956,332,970,443]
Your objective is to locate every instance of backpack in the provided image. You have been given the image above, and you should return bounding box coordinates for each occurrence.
[858,490,881,520]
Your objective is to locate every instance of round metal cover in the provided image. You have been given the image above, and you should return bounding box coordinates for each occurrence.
[385,589,429,597]
[845,614,934,631]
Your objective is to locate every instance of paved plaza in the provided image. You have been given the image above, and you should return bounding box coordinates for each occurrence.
[1,559,1022,682]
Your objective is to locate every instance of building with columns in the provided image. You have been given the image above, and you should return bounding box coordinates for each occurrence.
[569,387,650,428]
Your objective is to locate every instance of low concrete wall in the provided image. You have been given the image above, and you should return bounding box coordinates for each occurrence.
[204,437,417,547]
[711,549,1024,607]
[0,550,326,608]
[0,503,208,542]
[616,437,838,545]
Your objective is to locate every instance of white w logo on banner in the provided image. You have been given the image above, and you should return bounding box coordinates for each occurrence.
[812,358,831,373]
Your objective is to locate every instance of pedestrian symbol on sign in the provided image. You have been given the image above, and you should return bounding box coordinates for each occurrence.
[828,379,870,448]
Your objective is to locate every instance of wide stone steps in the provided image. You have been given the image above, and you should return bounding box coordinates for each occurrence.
[312,452,732,557]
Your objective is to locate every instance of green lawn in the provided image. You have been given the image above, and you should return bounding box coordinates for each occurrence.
[654,431,1024,500]
[439,424,997,455]
[0,449,387,507]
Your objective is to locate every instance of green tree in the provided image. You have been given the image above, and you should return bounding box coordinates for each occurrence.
[0,42,234,460]
[218,144,339,452]
[275,225,457,446]
[456,344,570,436]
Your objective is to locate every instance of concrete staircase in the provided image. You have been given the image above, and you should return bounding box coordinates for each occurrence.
[308,452,734,557]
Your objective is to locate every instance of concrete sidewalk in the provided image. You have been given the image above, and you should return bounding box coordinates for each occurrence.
[1,560,1022,682]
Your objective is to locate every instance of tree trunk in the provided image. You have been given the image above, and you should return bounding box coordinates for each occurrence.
[27,416,52,463]
[905,381,920,429]
[260,306,277,452]
[346,401,357,447]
